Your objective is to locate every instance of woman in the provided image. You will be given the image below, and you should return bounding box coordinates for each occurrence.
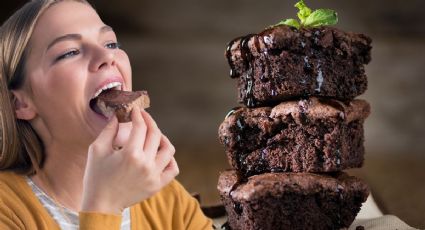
[0,0,213,229]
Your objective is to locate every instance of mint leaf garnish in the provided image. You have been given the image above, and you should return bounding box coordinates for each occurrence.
[275,19,301,29]
[271,0,338,29]
[304,9,338,27]
[295,0,312,25]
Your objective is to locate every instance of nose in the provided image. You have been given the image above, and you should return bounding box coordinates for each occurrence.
[88,45,116,72]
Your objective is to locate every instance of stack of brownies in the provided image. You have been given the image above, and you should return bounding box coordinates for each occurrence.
[217,25,372,229]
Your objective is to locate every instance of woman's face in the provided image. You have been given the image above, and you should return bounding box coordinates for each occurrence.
[23,1,132,148]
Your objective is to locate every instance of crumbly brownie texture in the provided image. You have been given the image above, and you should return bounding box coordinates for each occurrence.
[93,90,150,123]
[225,25,372,107]
[217,170,369,230]
[218,97,370,177]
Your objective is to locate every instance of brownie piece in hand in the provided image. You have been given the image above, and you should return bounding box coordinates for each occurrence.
[91,90,150,122]
[218,97,370,177]
[217,170,369,230]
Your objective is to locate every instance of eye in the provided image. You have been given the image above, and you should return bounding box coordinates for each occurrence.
[56,49,80,61]
[105,42,121,49]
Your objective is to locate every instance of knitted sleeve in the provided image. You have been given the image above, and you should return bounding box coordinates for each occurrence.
[79,211,122,230]
[0,198,24,229]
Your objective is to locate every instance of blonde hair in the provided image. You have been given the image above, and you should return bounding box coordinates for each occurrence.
[0,0,89,175]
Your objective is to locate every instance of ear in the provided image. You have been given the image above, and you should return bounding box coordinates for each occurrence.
[11,90,37,121]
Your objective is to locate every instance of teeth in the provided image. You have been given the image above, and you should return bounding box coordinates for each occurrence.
[92,82,122,99]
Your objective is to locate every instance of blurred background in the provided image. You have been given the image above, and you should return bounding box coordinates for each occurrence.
[2,0,425,228]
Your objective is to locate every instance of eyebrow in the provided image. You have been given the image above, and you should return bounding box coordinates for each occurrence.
[46,25,114,51]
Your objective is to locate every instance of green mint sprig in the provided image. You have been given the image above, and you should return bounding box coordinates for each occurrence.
[273,0,338,29]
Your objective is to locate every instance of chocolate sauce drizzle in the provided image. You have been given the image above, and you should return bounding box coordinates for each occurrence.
[220,221,232,230]
[259,51,272,84]
[303,56,311,69]
[258,36,276,98]
[227,31,281,107]
[336,180,344,227]
[335,149,341,169]
[233,202,243,215]
[224,106,242,119]
[229,112,248,216]
[233,112,249,177]
[315,61,324,93]
[229,176,246,216]
[239,34,257,107]
[260,148,270,172]
[226,37,242,79]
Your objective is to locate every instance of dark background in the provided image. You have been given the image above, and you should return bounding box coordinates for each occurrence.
[2,0,425,228]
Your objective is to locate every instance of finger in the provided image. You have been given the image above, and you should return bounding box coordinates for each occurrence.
[122,105,147,153]
[113,122,132,148]
[155,135,175,171]
[160,157,179,185]
[164,157,178,174]
[93,116,118,152]
[141,111,162,160]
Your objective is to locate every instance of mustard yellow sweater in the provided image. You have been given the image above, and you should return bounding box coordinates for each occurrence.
[0,171,213,229]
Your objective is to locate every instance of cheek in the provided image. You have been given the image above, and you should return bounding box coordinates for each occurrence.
[46,66,85,97]
[31,64,86,108]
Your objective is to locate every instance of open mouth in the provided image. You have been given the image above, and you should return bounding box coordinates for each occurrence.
[89,82,122,117]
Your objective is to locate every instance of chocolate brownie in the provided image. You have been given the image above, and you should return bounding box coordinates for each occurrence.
[218,97,370,177]
[217,170,369,230]
[91,90,150,122]
[225,25,372,107]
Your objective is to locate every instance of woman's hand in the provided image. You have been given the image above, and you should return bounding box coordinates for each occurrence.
[81,107,179,214]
